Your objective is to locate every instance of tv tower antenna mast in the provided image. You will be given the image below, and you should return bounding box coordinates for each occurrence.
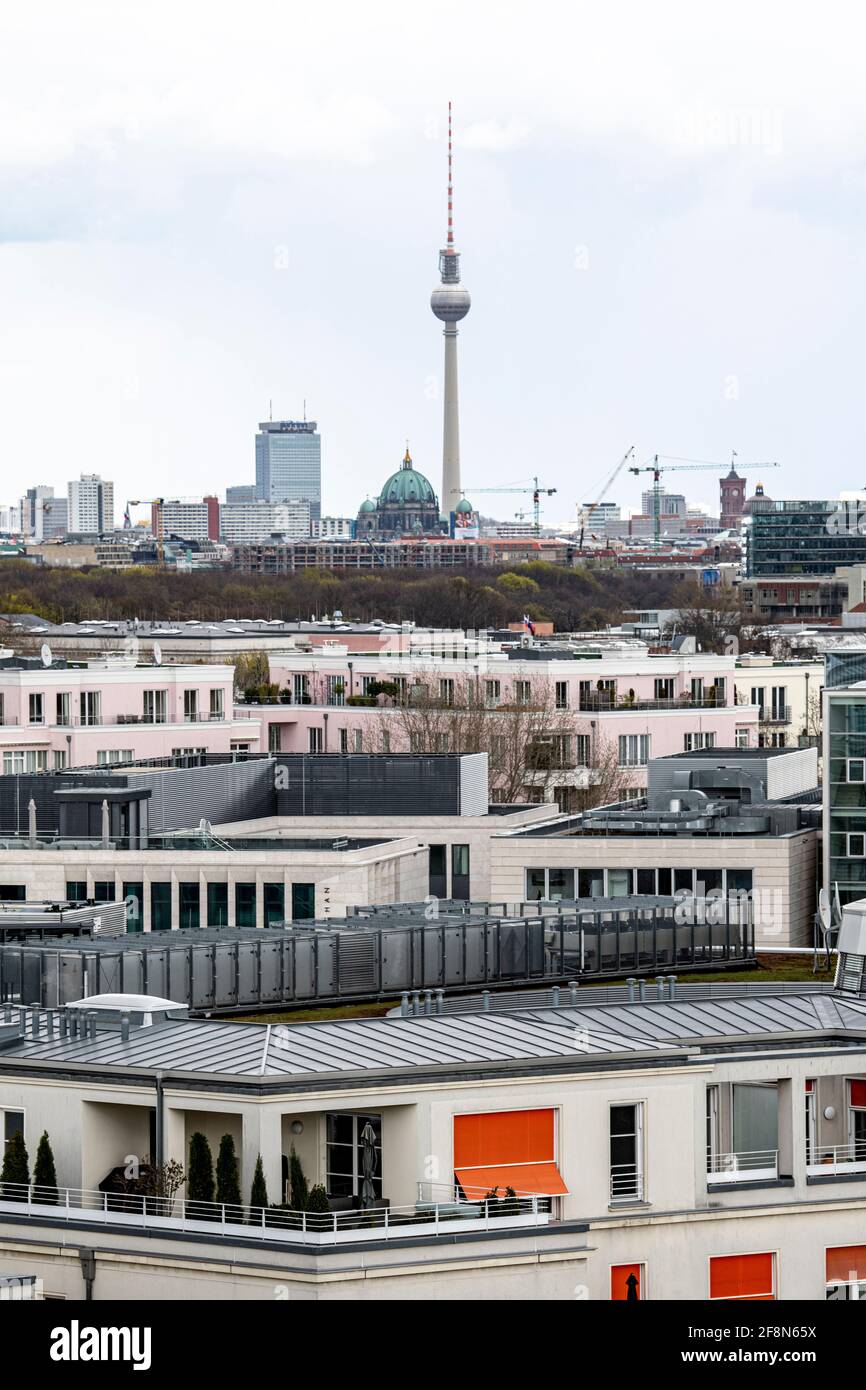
[431,101,471,522]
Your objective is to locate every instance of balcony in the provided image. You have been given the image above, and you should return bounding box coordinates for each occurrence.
[579,694,729,714]
[806,1143,866,1178]
[759,705,791,725]
[0,1180,553,1248]
[707,1148,779,1184]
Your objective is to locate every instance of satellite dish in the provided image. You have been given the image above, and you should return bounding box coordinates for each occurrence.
[153,642,162,666]
[818,888,833,934]
[40,643,52,668]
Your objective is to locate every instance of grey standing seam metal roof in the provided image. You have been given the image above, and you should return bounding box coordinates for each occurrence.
[5,989,866,1080]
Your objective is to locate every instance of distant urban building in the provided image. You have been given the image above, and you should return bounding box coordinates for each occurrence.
[312,516,356,539]
[156,499,220,542]
[0,505,21,534]
[255,420,321,520]
[641,488,686,521]
[220,500,311,544]
[719,463,747,529]
[745,498,866,577]
[225,484,257,503]
[67,474,114,535]
[20,487,66,541]
[356,448,442,539]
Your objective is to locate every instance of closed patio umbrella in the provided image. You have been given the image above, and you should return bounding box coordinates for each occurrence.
[359,1121,378,1209]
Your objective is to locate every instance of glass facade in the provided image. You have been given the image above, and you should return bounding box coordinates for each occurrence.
[828,690,866,903]
[746,498,866,577]
[255,421,321,520]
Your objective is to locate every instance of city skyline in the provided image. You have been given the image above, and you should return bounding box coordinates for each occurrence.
[1,3,865,522]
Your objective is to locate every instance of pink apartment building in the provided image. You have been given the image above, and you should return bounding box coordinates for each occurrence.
[0,660,259,771]
[236,646,760,800]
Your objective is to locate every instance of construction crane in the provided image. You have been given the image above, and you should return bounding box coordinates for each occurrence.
[629,454,780,548]
[127,498,165,564]
[578,445,635,548]
[459,476,557,536]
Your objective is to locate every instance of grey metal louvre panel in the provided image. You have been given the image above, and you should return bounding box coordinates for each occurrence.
[336,932,377,993]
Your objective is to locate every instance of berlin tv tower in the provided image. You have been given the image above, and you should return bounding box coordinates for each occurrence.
[431,102,471,522]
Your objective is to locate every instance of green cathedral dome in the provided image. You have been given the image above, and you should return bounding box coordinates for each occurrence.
[378,448,438,508]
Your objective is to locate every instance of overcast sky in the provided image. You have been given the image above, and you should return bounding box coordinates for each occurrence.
[2,0,865,524]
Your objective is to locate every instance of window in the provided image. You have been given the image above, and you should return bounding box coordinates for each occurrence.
[709,1253,775,1301]
[339,728,348,753]
[209,688,224,720]
[96,749,133,766]
[183,689,199,721]
[654,678,674,700]
[143,690,167,724]
[326,1112,382,1201]
[353,729,363,753]
[326,676,345,707]
[264,882,285,926]
[268,723,282,753]
[485,679,501,708]
[179,882,200,930]
[28,692,44,725]
[207,882,228,926]
[3,750,47,775]
[848,759,866,783]
[770,685,787,720]
[690,677,704,703]
[439,678,455,706]
[555,680,569,709]
[53,749,67,770]
[55,692,70,726]
[524,867,575,901]
[578,868,604,898]
[750,685,765,715]
[291,883,315,919]
[453,1107,566,1200]
[848,833,866,858]
[684,731,715,752]
[610,1104,643,1201]
[235,882,256,928]
[611,1264,644,1301]
[3,1111,24,1150]
[607,868,633,896]
[618,734,649,767]
[0,886,25,902]
[574,734,590,767]
[735,727,750,749]
[81,691,101,726]
[150,881,171,931]
[452,844,470,899]
[66,881,87,902]
[515,680,531,705]
[123,882,144,933]
[292,674,310,704]
[308,727,323,753]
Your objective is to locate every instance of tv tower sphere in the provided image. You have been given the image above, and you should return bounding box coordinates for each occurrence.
[432,103,471,520]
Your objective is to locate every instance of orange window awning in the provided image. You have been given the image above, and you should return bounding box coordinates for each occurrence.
[453,1109,567,1198]
[827,1245,866,1284]
[710,1253,775,1300]
[454,1161,568,1200]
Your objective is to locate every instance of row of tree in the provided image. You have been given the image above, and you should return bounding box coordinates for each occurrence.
[0,1128,58,1199]
[0,557,683,632]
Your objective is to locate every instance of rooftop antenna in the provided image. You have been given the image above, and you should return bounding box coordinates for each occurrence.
[447,99,454,248]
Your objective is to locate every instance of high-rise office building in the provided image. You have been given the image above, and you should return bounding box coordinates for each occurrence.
[255,421,321,520]
[20,487,67,541]
[67,474,114,535]
[226,484,257,503]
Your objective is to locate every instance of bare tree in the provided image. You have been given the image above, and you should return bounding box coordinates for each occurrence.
[374,672,632,808]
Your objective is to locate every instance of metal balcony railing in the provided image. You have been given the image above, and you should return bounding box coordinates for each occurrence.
[759,705,791,725]
[579,694,729,714]
[610,1163,643,1202]
[0,1181,551,1246]
[706,1148,779,1183]
[806,1142,866,1176]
